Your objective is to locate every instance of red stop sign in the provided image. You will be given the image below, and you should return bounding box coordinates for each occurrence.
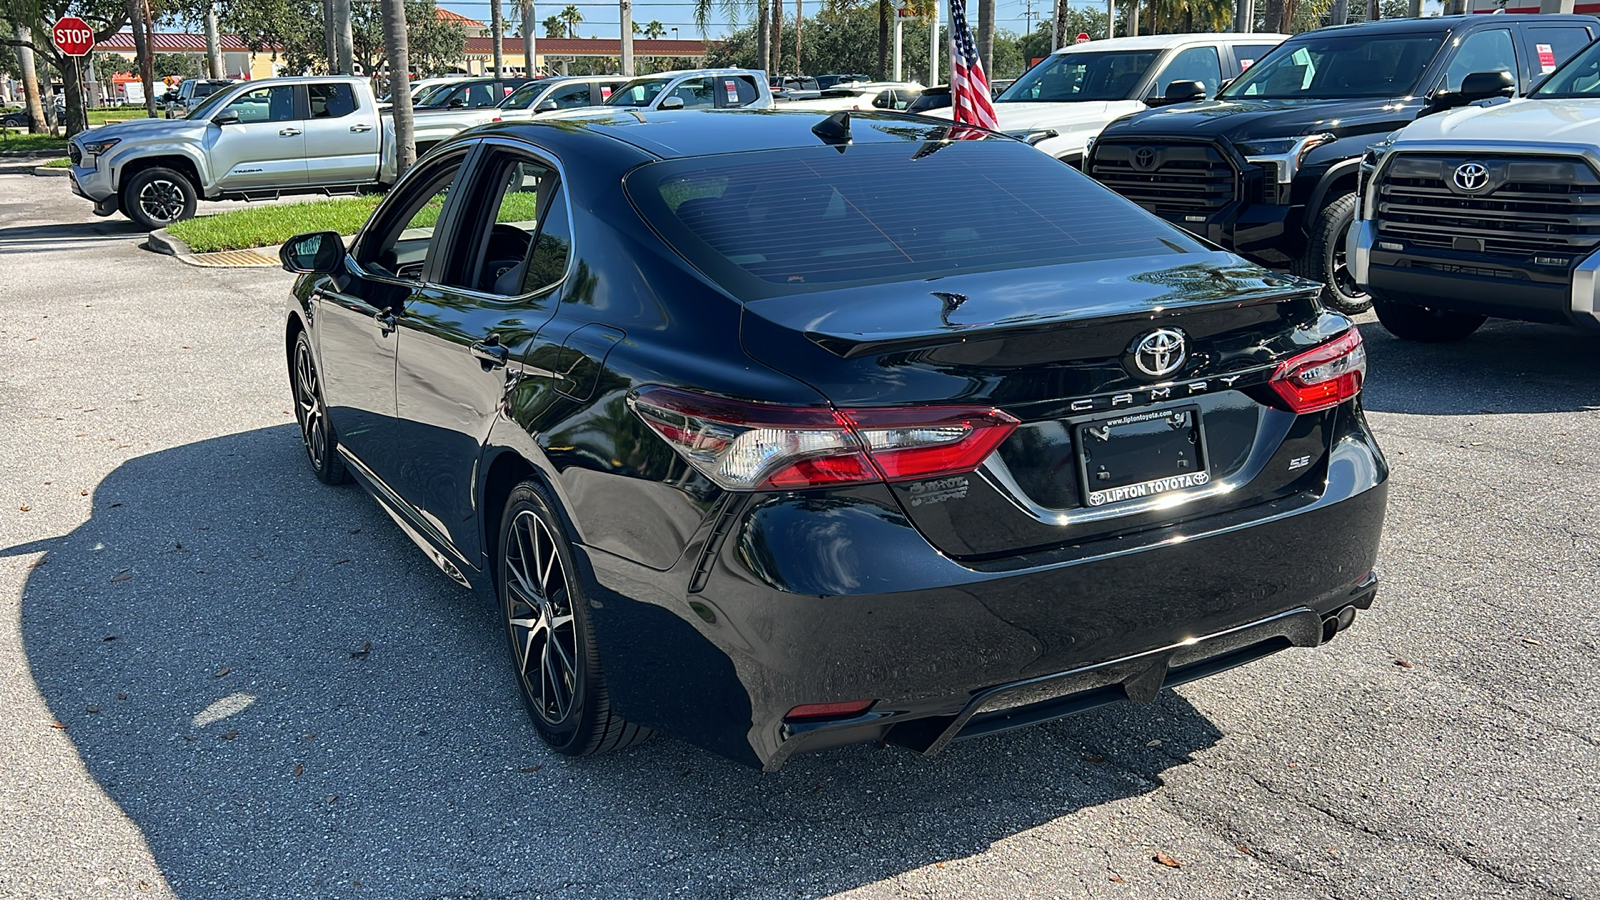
[52,17,95,57]
[1075,32,1091,44]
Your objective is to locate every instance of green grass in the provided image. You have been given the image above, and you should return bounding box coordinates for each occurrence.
[88,108,147,125]
[167,195,385,253]
[42,157,71,168]
[0,132,69,154]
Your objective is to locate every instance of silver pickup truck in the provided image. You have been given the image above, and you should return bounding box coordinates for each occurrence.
[67,76,399,230]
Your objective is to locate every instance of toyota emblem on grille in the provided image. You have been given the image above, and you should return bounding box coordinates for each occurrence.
[1133,147,1158,170]
[1453,162,1490,192]
[1132,329,1188,378]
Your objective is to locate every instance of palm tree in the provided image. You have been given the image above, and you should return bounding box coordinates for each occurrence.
[542,14,566,37]
[558,4,583,38]
[491,0,505,77]
[637,18,667,39]
[521,0,538,75]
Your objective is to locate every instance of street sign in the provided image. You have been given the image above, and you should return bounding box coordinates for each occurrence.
[52,16,94,57]
[1076,32,1091,44]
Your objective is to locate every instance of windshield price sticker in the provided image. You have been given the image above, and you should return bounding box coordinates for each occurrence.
[1538,43,1557,74]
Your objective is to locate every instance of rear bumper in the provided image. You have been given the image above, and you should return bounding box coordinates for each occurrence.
[582,406,1388,770]
[1352,219,1600,328]
[1152,199,1304,268]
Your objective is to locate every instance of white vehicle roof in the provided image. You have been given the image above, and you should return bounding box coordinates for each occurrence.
[1053,33,1290,55]
[817,81,924,94]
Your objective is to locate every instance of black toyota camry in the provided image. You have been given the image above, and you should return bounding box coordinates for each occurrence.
[280,109,1388,771]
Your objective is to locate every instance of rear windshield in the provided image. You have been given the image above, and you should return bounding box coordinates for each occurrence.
[1221,33,1445,99]
[1000,51,1162,102]
[626,140,1202,299]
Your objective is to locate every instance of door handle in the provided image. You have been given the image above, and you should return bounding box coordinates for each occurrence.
[374,310,396,336]
[279,127,302,136]
[349,123,373,133]
[471,339,510,368]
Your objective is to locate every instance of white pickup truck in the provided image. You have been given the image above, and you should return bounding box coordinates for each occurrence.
[67,76,402,230]
[930,33,1288,165]
[410,75,630,155]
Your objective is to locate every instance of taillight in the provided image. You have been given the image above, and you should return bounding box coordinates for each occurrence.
[629,386,1019,491]
[1266,328,1366,414]
[785,700,874,722]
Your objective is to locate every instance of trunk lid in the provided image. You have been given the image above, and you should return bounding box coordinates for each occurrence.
[739,253,1344,559]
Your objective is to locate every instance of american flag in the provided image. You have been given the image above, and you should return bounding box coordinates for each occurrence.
[948,0,998,132]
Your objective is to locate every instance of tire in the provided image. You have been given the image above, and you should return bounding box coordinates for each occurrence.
[1372,297,1486,343]
[1292,192,1371,316]
[289,330,350,484]
[121,166,198,231]
[498,480,652,757]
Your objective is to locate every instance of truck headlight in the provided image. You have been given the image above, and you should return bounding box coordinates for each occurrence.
[81,137,120,156]
[1237,133,1334,185]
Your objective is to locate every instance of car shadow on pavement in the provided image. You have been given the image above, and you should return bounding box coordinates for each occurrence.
[0,219,149,255]
[1359,318,1600,415]
[6,425,1224,898]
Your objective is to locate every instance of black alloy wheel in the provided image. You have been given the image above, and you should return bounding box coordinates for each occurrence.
[291,331,349,484]
[121,166,198,230]
[498,481,651,756]
[1294,193,1372,316]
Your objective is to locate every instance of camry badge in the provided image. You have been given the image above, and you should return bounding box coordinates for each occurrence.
[1453,162,1489,192]
[1132,329,1188,379]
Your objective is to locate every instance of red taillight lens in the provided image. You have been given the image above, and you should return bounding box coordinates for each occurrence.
[1267,328,1367,414]
[628,387,1019,491]
[785,700,874,721]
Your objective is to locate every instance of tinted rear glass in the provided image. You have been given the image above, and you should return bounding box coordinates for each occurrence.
[626,140,1202,299]
[1533,33,1600,97]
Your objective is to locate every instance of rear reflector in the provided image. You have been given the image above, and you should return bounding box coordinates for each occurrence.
[1266,328,1366,414]
[629,387,1019,491]
[785,700,875,721]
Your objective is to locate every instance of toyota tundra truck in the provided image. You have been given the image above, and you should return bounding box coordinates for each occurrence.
[1351,35,1600,341]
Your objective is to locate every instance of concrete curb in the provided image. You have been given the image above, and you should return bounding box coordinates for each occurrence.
[144,228,190,257]
[31,165,69,177]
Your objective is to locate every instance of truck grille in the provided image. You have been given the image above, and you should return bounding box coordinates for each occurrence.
[67,142,81,165]
[1376,155,1600,263]
[1087,142,1237,215]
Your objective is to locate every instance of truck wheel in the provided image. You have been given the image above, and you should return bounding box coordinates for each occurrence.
[121,166,198,231]
[1373,297,1486,343]
[1293,192,1371,316]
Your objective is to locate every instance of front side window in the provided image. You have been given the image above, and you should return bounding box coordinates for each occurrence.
[360,152,467,280]
[548,83,595,108]
[309,83,358,119]
[1156,46,1223,97]
[503,79,552,109]
[999,51,1162,102]
[627,141,1204,299]
[607,76,672,106]
[1223,34,1444,99]
[670,77,715,109]
[455,158,569,297]
[222,85,295,123]
[1443,29,1516,92]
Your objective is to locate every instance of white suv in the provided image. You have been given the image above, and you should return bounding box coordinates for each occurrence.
[935,33,1287,165]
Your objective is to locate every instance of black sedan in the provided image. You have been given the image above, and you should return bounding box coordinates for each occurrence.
[280,109,1388,770]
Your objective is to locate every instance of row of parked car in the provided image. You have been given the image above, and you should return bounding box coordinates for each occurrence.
[66,13,1600,342]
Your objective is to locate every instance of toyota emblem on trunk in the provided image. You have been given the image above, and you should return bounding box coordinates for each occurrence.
[1133,147,1158,170]
[1132,329,1188,378]
[1454,162,1490,192]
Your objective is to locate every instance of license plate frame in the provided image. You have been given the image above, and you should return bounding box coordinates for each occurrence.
[1075,405,1210,508]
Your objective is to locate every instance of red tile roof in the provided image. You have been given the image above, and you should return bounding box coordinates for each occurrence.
[435,8,486,27]
[96,31,258,53]
[463,36,713,57]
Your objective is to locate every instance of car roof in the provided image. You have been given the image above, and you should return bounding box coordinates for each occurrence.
[1309,12,1595,35]
[1054,33,1290,54]
[490,108,963,160]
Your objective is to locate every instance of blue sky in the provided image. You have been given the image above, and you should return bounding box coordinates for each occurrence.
[438,0,1107,41]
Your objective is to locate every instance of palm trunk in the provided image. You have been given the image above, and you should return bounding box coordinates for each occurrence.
[1127,0,1138,37]
[127,0,155,117]
[491,0,505,77]
[15,22,47,133]
[878,0,888,80]
[205,6,225,77]
[335,0,355,74]
[757,0,770,75]
[795,0,802,71]
[619,0,634,76]
[522,0,537,75]
[58,53,87,136]
[383,0,416,175]
[978,0,994,77]
[770,0,782,73]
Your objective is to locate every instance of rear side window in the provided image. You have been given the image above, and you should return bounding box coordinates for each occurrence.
[627,141,1203,299]
[309,83,358,118]
[1234,44,1279,72]
[1528,26,1592,76]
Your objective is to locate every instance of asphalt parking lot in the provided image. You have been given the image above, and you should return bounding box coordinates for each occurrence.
[2,170,1598,900]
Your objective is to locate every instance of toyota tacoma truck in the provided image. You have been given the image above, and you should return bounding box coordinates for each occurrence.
[67,76,402,230]
[1351,36,1600,341]
[931,33,1288,166]
[1085,15,1599,314]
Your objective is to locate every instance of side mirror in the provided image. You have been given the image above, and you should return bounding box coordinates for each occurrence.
[280,231,345,275]
[212,109,240,126]
[1423,70,1515,117]
[536,99,559,112]
[659,96,685,110]
[1154,80,1207,106]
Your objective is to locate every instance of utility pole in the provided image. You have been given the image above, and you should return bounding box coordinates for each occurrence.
[382,0,415,175]
[1021,0,1035,37]
[1235,0,1254,31]
[204,4,225,77]
[893,12,902,81]
[491,0,505,77]
[1407,0,1421,16]
[1127,0,1138,36]
[620,0,634,76]
[1107,0,1115,36]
